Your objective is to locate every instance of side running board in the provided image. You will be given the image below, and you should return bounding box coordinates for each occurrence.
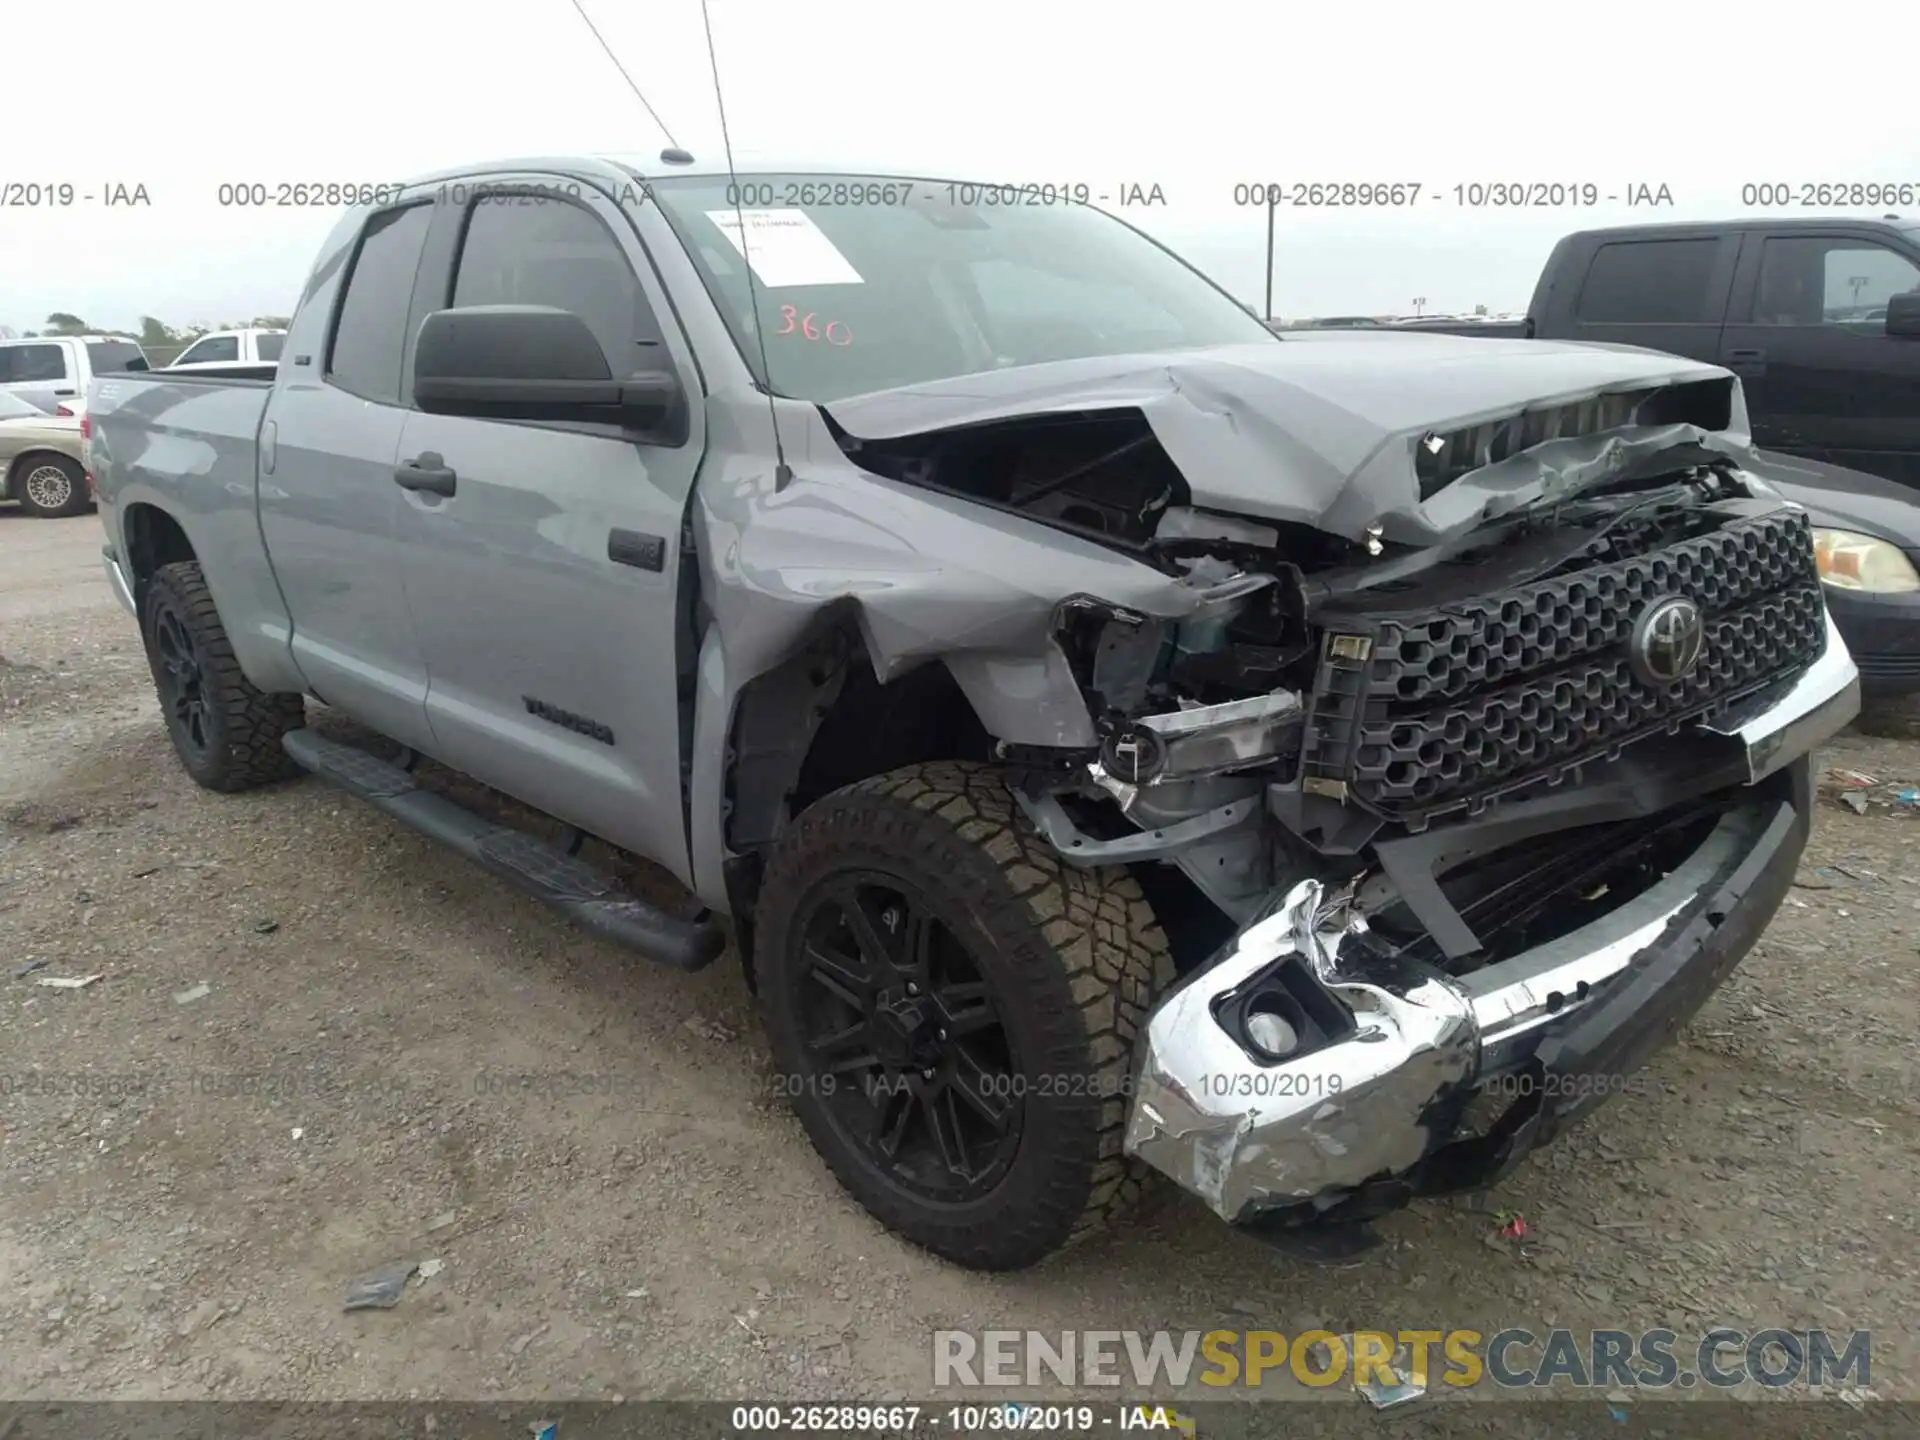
[282,729,725,972]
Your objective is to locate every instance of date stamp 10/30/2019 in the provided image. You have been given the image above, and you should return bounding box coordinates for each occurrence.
[1229,180,1677,208]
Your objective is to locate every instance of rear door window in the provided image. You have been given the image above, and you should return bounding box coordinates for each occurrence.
[1576,239,1721,323]
[255,333,286,361]
[327,203,435,402]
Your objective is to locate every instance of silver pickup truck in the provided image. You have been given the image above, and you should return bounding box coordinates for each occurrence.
[90,155,1859,1272]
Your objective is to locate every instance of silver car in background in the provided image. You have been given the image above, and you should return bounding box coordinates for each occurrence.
[0,391,91,517]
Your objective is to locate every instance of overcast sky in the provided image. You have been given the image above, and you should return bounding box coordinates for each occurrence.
[4,0,1914,333]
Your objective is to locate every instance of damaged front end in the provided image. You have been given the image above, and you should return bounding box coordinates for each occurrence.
[834,368,1863,1240]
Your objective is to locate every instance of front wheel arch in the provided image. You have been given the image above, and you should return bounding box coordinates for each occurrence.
[752,759,1173,1269]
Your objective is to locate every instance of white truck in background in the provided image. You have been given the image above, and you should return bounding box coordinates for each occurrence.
[0,334,150,415]
[168,328,287,370]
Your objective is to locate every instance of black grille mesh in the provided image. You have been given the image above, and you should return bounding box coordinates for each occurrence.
[1301,508,1826,821]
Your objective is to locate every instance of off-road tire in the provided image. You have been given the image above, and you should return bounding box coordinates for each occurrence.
[142,561,305,791]
[753,760,1174,1270]
[13,454,91,518]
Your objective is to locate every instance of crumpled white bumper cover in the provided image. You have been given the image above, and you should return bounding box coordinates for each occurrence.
[1123,611,1859,1224]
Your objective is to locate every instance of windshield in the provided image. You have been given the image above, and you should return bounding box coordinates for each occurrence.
[645,173,1276,403]
[0,392,46,420]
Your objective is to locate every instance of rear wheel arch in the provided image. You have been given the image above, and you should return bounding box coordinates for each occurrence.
[121,503,198,610]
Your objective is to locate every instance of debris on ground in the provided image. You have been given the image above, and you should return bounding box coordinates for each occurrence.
[1343,1332,1427,1409]
[173,983,211,1005]
[417,1258,445,1280]
[506,1324,549,1356]
[1820,766,1919,815]
[425,1211,459,1233]
[684,1016,737,1041]
[343,1260,420,1311]
[1482,1209,1531,1251]
[14,959,51,978]
[36,974,102,990]
[252,917,279,934]
[176,1299,227,1337]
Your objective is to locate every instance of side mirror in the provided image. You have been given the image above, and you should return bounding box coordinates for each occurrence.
[411,305,684,432]
[1886,291,1920,338]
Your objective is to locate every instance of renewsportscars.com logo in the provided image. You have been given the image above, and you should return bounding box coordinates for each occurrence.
[934,1327,1873,1392]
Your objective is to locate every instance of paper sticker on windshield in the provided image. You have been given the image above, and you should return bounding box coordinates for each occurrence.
[704,208,865,287]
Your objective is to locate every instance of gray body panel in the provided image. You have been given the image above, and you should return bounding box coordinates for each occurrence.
[386,170,711,885]
[87,375,307,696]
[85,153,1780,921]
[822,334,1754,547]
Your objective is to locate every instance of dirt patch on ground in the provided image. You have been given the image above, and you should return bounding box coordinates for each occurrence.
[2,515,1916,1424]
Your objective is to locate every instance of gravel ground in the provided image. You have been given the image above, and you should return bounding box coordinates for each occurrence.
[2,511,1917,1426]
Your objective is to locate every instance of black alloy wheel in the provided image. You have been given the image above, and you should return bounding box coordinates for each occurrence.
[752,761,1173,1270]
[791,873,1021,1201]
[140,561,305,791]
[152,602,214,758]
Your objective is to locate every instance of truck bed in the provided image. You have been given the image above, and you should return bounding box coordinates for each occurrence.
[88,369,274,512]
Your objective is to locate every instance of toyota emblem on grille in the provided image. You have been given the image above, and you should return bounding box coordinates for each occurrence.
[1629,595,1707,687]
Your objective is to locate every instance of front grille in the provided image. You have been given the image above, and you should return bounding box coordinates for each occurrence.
[1300,507,1825,823]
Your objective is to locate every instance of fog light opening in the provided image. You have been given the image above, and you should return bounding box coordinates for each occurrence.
[1245,997,1302,1060]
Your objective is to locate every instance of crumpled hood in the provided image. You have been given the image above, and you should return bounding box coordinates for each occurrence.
[822,335,1759,546]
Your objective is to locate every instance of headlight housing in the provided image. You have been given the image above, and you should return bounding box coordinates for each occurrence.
[1812,529,1920,593]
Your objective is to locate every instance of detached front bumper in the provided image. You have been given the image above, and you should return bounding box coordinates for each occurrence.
[1124,614,1859,1226]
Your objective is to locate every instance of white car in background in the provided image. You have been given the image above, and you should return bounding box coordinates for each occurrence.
[0,335,150,415]
[168,327,286,369]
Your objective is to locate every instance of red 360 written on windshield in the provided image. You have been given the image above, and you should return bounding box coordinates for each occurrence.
[774,306,852,345]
